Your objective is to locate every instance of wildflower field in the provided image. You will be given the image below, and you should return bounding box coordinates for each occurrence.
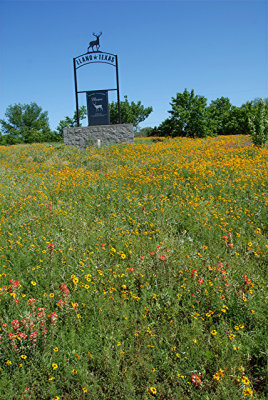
[0,135,267,400]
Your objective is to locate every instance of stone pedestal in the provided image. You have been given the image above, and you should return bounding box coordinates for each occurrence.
[63,124,134,149]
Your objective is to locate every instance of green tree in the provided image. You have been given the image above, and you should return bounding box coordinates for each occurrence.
[167,89,212,138]
[248,98,268,146]
[207,97,232,135]
[252,97,268,106]
[223,102,255,135]
[0,103,56,144]
[109,96,153,130]
[149,118,176,137]
[56,106,87,137]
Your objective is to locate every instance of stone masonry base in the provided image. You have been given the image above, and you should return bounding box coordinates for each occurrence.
[63,124,134,149]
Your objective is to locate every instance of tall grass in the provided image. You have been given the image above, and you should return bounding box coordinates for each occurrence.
[0,136,267,400]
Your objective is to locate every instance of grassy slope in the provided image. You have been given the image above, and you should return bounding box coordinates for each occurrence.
[0,136,267,400]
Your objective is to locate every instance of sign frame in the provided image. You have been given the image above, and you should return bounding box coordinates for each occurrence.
[73,50,121,126]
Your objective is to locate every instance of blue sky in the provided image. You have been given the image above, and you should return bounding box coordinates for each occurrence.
[0,0,267,130]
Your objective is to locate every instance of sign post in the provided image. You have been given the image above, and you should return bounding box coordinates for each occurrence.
[73,58,80,127]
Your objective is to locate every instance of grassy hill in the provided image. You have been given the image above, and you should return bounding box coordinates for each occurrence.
[0,136,267,399]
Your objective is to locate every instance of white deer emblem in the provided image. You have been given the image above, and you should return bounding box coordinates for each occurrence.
[93,103,103,113]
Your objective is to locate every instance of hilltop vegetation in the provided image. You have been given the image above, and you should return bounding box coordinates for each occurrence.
[1,92,267,145]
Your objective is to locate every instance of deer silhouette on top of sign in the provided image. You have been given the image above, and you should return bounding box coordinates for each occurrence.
[88,32,102,52]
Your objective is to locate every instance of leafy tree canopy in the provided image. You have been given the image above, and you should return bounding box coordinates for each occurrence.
[109,96,153,130]
[207,97,232,135]
[166,89,212,138]
[252,97,268,106]
[149,90,268,141]
[0,103,55,144]
[0,102,56,144]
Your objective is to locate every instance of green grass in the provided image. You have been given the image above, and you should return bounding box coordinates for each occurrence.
[0,136,267,400]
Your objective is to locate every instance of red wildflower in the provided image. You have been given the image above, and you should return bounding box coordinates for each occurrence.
[48,243,55,251]
[11,320,19,330]
[28,298,36,310]
[191,374,201,388]
[30,331,37,342]
[57,299,64,307]
[60,284,70,298]
[45,202,52,211]
[51,312,58,324]
[9,279,20,292]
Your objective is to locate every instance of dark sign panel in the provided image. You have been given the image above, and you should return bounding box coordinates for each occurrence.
[86,90,110,126]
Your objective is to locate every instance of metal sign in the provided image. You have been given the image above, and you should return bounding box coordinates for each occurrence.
[73,33,121,126]
[86,90,110,126]
[75,52,116,68]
